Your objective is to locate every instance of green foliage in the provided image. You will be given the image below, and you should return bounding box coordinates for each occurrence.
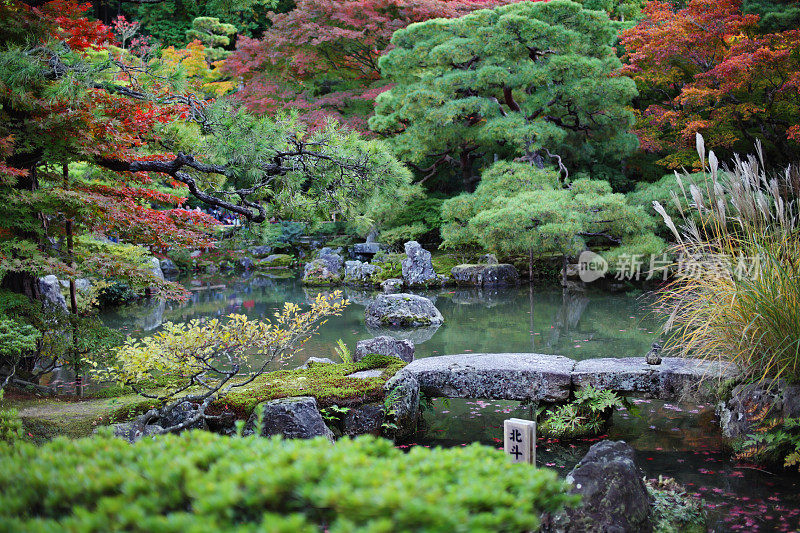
[0,432,576,531]
[319,404,350,424]
[743,0,800,32]
[200,102,414,224]
[219,354,406,416]
[370,252,404,282]
[441,161,661,263]
[371,0,639,190]
[0,317,40,375]
[739,417,800,470]
[127,0,278,46]
[333,339,353,363]
[0,391,25,444]
[379,194,445,246]
[648,476,707,533]
[539,385,626,439]
[186,17,237,62]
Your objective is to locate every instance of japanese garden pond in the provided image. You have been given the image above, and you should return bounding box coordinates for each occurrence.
[100,271,662,367]
[98,272,800,532]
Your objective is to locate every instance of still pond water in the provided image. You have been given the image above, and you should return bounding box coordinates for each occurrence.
[101,273,800,532]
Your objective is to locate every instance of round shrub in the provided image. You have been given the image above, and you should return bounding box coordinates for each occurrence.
[0,433,576,532]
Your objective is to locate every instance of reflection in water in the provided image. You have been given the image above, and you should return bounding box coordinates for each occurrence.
[416,398,800,532]
[101,272,661,368]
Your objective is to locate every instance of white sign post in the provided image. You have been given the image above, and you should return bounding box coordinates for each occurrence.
[504,418,536,465]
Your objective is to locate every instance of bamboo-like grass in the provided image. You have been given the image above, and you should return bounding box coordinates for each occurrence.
[654,134,800,383]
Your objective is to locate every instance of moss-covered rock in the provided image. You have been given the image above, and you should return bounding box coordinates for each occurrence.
[365,293,444,328]
[217,354,406,417]
[255,253,294,269]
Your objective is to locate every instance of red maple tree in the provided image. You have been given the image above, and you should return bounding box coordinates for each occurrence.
[224,0,511,131]
[619,0,800,168]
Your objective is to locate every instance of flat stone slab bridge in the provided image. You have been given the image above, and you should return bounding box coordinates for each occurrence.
[390,353,738,403]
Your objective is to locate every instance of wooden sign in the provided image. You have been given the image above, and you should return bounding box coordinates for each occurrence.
[504,418,536,465]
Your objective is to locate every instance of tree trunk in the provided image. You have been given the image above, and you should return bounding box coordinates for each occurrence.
[529,282,535,351]
[529,248,534,281]
[562,254,568,287]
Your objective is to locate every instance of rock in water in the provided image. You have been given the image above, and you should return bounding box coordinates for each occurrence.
[365,293,444,328]
[342,403,385,437]
[645,341,662,365]
[247,396,334,441]
[344,260,381,285]
[38,275,67,312]
[356,336,415,363]
[450,263,519,287]
[562,440,652,532]
[381,278,403,293]
[401,241,437,287]
[383,373,420,439]
[302,247,344,284]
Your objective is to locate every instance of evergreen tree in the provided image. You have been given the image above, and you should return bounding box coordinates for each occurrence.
[186,16,237,62]
[743,0,800,32]
[369,0,639,192]
[440,161,662,276]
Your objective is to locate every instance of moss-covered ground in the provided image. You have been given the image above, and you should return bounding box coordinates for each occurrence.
[3,354,405,441]
[216,354,406,417]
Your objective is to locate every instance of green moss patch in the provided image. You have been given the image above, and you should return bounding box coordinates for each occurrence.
[3,394,158,443]
[217,354,406,417]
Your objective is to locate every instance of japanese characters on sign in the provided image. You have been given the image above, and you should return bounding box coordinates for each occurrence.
[504,418,536,465]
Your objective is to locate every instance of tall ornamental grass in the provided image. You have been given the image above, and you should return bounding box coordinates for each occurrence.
[654,134,800,383]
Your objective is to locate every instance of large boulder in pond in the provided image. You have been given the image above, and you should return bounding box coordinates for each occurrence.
[451,263,519,287]
[38,275,67,312]
[302,247,344,285]
[401,241,438,287]
[344,260,382,285]
[356,336,414,363]
[562,440,652,532]
[365,293,444,328]
[256,254,293,269]
[248,245,273,258]
[247,396,334,441]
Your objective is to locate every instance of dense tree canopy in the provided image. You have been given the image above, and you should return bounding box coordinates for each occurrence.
[619,0,800,169]
[743,0,800,32]
[440,161,661,271]
[370,0,639,192]
[225,0,507,131]
[0,0,410,301]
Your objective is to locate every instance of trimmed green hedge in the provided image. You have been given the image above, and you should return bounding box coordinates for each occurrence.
[0,433,576,532]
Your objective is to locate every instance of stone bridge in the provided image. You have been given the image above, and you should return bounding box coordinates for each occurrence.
[389,353,738,403]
